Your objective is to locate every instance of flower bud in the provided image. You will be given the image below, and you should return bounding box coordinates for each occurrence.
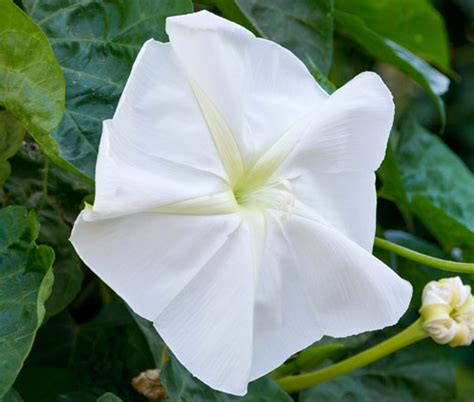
[420,277,474,347]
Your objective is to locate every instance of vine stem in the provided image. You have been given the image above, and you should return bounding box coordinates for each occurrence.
[277,319,428,393]
[374,237,474,273]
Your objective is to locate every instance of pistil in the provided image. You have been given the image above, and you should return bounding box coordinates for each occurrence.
[234,180,295,219]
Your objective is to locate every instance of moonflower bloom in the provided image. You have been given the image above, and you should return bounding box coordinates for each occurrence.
[70,10,412,395]
[420,277,474,346]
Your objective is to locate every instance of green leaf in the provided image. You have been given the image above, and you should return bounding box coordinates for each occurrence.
[443,45,474,171]
[0,111,25,186]
[202,0,259,34]
[380,230,448,310]
[378,137,410,207]
[2,141,90,318]
[0,389,23,402]
[334,10,449,125]
[0,0,64,133]
[161,355,292,402]
[213,0,334,75]
[457,365,474,402]
[15,366,98,402]
[96,393,122,402]
[129,309,164,367]
[378,122,474,263]
[336,0,450,70]
[0,0,86,181]
[300,340,456,402]
[15,304,154,402]
[0,206,55,398]
[309,58,337,94]
[22,0,193,180]
[382,118,474,254]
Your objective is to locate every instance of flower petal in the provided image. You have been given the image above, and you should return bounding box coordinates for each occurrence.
[114,39,226,179]
[154,225,254,396]
[279,71,394,175]
[248,209,411,380]
[94,39,232,218]
[166,10,327,164]
[249,212,411,381]
[290,171,377,251]
[70,211,241,321]
[284,214,412,338]
[92,120,228,219]
[249,213,323,380]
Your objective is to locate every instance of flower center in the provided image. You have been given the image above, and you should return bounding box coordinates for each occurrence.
[233,180,295,219]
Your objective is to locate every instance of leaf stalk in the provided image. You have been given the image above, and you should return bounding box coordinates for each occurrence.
[374,237,474,273]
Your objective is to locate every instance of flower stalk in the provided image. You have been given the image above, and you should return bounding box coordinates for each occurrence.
[277,319,428,392]
[278,276,474,393]
[374,237,474,274]
[271,344,345,379]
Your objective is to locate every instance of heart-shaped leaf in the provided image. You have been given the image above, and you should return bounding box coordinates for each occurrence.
[22,0,193,180]
[0,206,54,398]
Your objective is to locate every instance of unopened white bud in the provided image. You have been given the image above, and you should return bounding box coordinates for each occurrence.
[420,277,474,347]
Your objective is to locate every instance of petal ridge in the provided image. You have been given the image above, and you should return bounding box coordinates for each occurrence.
[285,213,412,338]
[248,212,324,380]
[187,78,245,185]
[92,120,229,220]
[154,224,255,395]
[70,211,242,321]
[278,71,395,177]
[166,10,327,165]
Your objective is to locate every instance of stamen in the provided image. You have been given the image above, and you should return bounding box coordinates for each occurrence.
[236,180,295,219]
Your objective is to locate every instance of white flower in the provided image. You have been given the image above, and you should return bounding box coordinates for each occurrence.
[420,277,474,347]
[70,10,412,395]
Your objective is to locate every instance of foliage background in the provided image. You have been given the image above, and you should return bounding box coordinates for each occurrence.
[0,0,473,401]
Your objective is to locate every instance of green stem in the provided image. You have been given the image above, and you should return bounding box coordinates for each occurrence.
[374,237,474,273]
[277,319,428,393]
[271,344,345,379]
